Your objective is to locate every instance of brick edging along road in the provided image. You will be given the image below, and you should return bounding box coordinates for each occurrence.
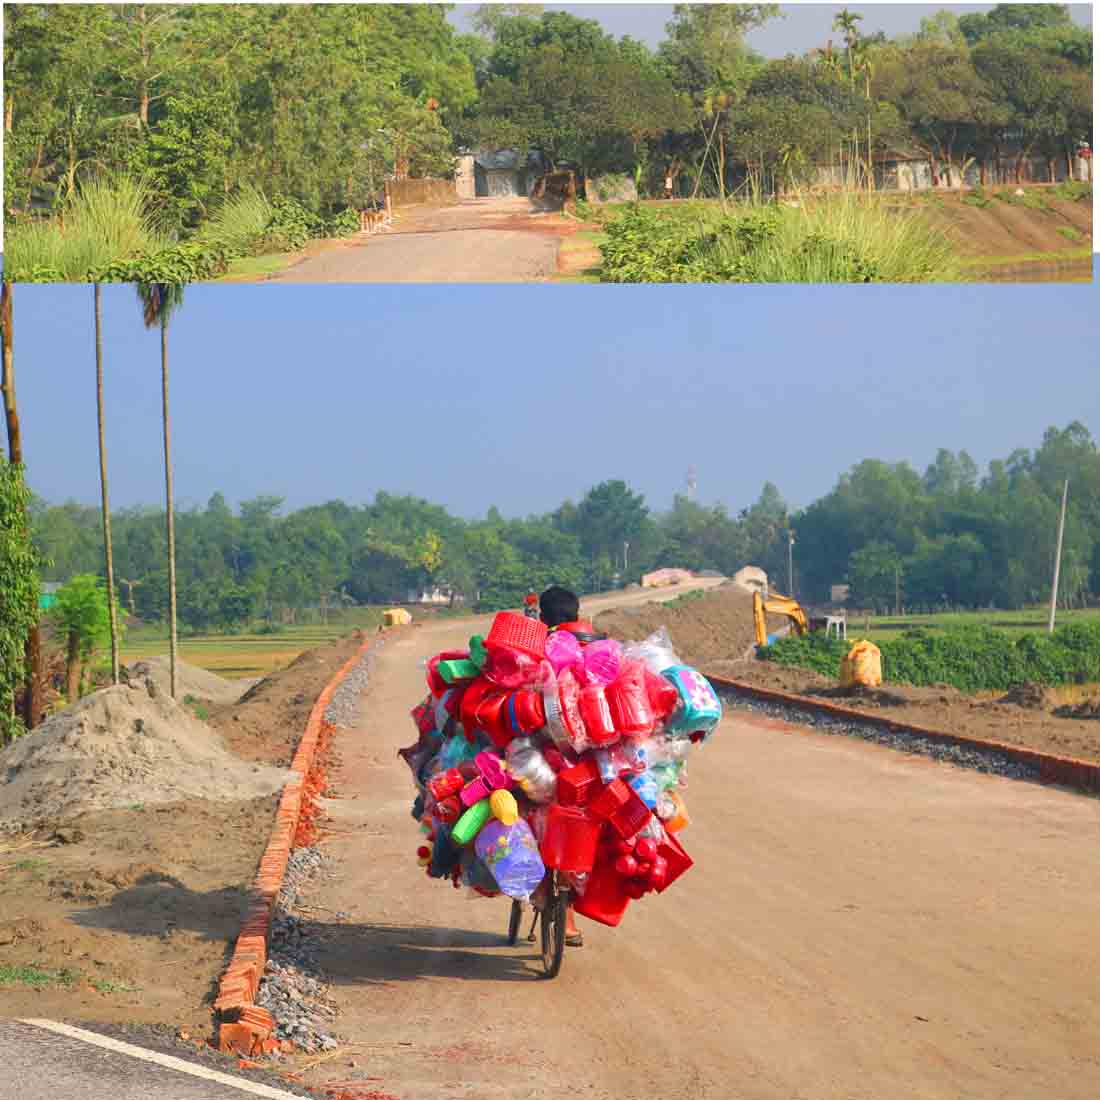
[214,633,380,1057]
[707,673,1100,797]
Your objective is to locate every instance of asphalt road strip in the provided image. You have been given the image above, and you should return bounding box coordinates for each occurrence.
[18,1020,306,1099]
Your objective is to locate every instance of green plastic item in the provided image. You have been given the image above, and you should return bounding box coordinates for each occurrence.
[438,658,479,683]
[469,635,488,670]
[451,798,491,846]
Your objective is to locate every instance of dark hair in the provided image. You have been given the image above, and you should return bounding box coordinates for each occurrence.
[539,585,579,628]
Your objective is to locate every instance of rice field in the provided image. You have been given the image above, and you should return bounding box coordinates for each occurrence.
[120,607,386,678]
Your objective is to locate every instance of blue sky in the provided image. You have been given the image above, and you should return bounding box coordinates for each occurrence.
[447,3,1092,57]
[12,282,1100,521]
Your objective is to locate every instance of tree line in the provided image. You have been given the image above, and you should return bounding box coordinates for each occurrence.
[27,421,1100,627]
[5,3,1091,229]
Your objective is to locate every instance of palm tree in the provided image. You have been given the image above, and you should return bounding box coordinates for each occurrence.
[95,285,121,684]
[136,281,185,699]
[832,9,863,83]
[1,282,43,730]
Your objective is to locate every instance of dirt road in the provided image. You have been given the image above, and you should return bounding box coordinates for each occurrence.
[297,606,1100,1100]
[274,199,563,283]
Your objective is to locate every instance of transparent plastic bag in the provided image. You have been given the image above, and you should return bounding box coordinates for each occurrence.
[623,627,681,676]
[505,737,558,803]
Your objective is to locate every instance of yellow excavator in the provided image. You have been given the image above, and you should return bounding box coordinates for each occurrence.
[753,589,809,647]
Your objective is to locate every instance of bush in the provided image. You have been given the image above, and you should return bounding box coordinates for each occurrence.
[263,196,323,251]
[599,196,963,284]
[4,174,167,282]
[1052,179,1090,203]
[326,208,361,238]
[201,186,274,256]
[759,622,1100,694]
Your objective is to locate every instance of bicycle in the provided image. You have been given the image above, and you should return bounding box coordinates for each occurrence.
[506,870,572,979]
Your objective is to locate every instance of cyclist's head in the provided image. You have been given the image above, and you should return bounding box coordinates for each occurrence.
[539,585,579,628]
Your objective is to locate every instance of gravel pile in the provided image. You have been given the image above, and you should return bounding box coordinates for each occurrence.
[724,692,1041,783]
[256,847,348,1055]
[323,642,381,729]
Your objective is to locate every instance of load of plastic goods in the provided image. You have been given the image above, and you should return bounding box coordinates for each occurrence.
[398,611,723,928]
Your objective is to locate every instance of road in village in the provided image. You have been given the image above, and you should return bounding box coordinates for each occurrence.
[291,590,1100,1100]
[273,198,563,283]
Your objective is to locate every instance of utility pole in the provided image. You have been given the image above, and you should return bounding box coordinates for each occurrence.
[1048,479,1069,634]
[787,530,795,595]
[624,541,629,580]
[894,564,900,617]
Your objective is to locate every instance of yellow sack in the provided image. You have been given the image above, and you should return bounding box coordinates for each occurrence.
[840,639,882,688]
[384,608,412,626]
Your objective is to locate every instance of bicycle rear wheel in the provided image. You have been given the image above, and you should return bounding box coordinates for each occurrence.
[540,886,567,979]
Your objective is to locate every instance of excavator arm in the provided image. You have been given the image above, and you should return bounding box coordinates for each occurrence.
[753,590,809,646]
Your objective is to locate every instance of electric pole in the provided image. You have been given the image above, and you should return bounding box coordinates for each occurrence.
[1048,479,1069,634]
[787,530,795,595]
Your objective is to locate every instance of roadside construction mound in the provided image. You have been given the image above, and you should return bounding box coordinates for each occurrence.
[125,655,253,706]
[0,681,288,827]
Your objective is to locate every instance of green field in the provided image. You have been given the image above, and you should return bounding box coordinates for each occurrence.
[842,607,1100,645]
[120,607,387,679]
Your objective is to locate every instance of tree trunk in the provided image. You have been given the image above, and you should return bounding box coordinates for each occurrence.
[1047,158,1055,184]
[1,283,43,730]
[95,286,121,685]
[4,98,13,133]
[160,319,178,699]
[66,630,81,703]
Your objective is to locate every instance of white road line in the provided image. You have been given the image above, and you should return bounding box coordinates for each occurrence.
[19,1019,304,1099]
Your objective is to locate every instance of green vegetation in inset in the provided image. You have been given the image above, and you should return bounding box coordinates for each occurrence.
[1056,225,1082,241]
[598,198,963,283]
[5,4,1090,280]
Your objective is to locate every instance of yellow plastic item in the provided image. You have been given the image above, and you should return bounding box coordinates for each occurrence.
[840,640,882,688]
[489,788,519,825]
[664,790,690,834]
[383,608,413,626]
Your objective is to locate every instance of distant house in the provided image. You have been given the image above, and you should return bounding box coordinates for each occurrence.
[642,568,694,589]
[831,584,851,604]
[406,586,463,606]
[455,149,549,199]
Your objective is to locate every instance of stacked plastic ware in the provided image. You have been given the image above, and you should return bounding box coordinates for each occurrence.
[399,611,722,928]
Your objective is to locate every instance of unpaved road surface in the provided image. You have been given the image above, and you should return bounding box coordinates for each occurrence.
[295,602,1100,1100]
[274,198,563,283]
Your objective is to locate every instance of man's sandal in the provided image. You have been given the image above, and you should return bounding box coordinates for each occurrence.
[565,931,584,947]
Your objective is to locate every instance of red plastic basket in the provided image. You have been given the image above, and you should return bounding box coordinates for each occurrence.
[604,783,653,840]
[485,611,548,660]
[574,854,631,928]
[556,757,603,807]
[655,831,693,893]
[540,804,602,872]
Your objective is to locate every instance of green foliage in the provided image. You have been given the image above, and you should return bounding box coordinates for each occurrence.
[4,174,167,282]
[0,460,41,743]
[50,573,118,662]
[762,622,1100,694]
[264,196,323,252]
[326,209,362,239]
[1052,179,1090,202]
[599,198,962,284]
[1056,225,1082,241]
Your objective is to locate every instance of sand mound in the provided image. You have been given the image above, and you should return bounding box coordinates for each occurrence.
[124,656,250,706]
[594,585,788,667]
[0,682,288,827]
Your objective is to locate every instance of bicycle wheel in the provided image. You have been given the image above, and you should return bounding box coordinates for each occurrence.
[507,899,523,946]
[540,886,567,979]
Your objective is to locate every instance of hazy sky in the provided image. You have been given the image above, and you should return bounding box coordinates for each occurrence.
[447,3,1092,57]
[12,281,1099,521]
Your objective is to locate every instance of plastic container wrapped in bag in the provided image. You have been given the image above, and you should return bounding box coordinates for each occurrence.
[506,737,558,803]
[475,818,546,899]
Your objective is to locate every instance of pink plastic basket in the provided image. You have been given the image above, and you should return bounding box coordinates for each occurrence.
[486,611,548,660]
